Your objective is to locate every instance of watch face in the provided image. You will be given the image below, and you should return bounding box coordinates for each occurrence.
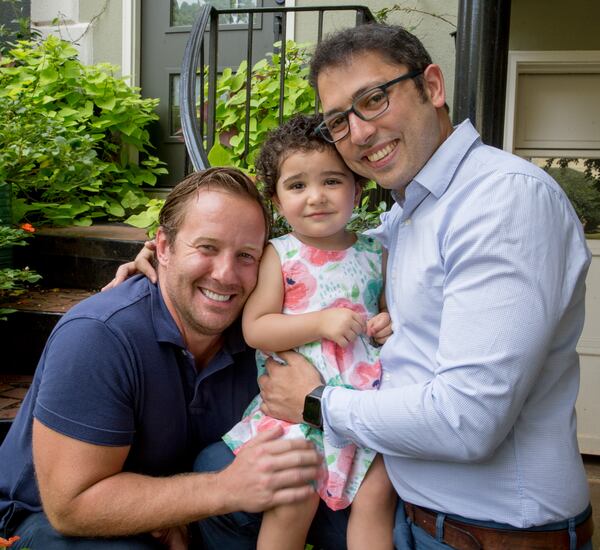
[303,394,322,428]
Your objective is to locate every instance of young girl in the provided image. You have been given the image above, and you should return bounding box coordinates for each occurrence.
[223,114,397,550]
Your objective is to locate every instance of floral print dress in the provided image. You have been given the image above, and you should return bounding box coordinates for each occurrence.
[223,232,384,511]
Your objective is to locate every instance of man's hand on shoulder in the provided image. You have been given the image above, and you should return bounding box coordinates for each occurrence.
[101,239,158,291]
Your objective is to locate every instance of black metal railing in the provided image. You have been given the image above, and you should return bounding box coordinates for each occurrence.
[180,4,375,170]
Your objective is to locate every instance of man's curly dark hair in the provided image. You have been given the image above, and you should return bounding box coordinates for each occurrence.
[255,113,368,198]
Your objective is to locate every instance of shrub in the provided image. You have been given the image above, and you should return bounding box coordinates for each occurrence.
[0,224,41,320]
[545,165,600,234]
[206,40,317,172]
[0,35,167,227]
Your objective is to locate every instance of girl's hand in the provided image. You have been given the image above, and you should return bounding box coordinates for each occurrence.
[318,308,366,347]
[366,312,393,345]
[101,240,158,291]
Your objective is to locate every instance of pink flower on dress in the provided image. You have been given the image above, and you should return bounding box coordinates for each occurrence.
[329,298,367,317]
[321,471,352,510]
[255,414,294,434]
[301,246,347,266]
[336,444,357,474]
[322,338,354,374]
[282,260,317,311]
[349,360,382,390]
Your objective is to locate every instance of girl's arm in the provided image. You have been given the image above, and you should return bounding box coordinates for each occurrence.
[243,245,365,352]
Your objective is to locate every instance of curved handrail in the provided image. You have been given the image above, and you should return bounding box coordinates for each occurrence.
[179,5,375,172]
[180,4,213,171]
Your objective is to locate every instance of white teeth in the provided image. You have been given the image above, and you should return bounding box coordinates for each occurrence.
[202,289,231,302]
[367,142,396,162]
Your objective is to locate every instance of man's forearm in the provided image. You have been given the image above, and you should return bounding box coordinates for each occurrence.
[45,470,228,537]
[39,426,320,538]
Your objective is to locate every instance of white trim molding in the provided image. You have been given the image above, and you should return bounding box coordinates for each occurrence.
[503,50,600,157]
[121,0,141,87]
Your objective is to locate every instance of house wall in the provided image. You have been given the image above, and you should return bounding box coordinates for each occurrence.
[30,0,123,70]
[510,0,600,51]
[507,0,600,455]
[292,0,458,115]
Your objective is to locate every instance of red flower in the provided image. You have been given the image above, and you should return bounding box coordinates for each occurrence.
[0,536,20,548]
[322,338,354,373]
[281,260,317,311]
[301,246,347,266]
[255,414,294,433]
[349,360,382,390]
[329,298,366,317]
[321,471,352,510]
[20,223,35,233]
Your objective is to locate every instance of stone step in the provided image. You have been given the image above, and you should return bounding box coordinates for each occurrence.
[13,223,148,290]
[0,374,33,443]
[0,224,148,443]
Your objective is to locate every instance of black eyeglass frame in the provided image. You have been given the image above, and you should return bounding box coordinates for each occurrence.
[315,68,425,143]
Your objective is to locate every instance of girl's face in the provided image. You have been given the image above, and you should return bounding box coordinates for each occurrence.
[273,147,361,250]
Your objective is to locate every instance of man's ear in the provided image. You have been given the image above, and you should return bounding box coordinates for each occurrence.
[155,227,171,267]
[423,64,446,109]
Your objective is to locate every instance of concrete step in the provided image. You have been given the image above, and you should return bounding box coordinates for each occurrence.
[0,374,33,443]
[0,223,147,439]
[13,223,147,290]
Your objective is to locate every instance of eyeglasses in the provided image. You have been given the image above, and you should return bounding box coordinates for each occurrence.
[315,69,425,144]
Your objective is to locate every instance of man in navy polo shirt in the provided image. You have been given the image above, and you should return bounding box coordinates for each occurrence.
[0,167,322,549]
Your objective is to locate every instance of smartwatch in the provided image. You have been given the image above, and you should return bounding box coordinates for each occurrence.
[303,385,326,429]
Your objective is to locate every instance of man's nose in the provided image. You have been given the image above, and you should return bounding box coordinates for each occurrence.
[348,112,376,145]
[211,253,238,283]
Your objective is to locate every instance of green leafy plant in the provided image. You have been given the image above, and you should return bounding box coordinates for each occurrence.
[0,224,41,320]
[544,161,600,234]
[0,35,167,228]
[206,40,317,172]
[348,182,388,235]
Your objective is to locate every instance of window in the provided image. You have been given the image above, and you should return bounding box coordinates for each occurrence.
[170,0,260,28]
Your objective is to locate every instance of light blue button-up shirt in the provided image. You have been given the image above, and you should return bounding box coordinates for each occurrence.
[322,120,592,527]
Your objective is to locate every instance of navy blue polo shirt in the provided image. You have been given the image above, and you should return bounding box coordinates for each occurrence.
[0,275,258,531]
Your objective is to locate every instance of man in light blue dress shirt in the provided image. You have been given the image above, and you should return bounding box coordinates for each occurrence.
[259,23,594,549]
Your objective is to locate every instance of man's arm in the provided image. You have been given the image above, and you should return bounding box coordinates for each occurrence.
[33,420,319,537]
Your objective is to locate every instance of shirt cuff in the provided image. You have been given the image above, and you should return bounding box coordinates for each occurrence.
[321,385,354,448]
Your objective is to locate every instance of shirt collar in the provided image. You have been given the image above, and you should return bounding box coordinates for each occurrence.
[393,119,481,210]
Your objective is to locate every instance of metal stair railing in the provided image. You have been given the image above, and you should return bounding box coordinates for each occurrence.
[179,4,376,173]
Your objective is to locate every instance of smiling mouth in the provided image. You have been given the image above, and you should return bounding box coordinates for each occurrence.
[201,288,232,302]
[366,140,398,163]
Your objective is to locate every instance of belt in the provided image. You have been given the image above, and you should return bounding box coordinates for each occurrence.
[403,502,594,550]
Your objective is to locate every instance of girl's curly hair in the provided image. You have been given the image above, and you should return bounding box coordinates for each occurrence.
[255,113,367,198]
